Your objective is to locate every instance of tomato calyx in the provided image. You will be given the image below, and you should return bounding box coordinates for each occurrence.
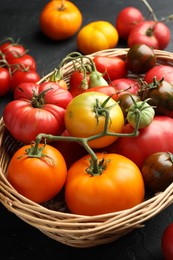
[86,157,110,176]
[19,142,55,166]
[31,87,53,108]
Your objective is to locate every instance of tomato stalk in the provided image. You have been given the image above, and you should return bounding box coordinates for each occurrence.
[31,87,53,108]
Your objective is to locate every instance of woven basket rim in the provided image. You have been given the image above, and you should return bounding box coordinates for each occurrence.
[1,48,173,247]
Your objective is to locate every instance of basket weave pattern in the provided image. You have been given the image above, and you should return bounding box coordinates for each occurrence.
[0,49,173,248]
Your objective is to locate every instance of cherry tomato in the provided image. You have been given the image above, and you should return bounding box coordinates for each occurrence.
[126,44,156,74]
[65,153,145,216]
[116,6,144,40]
[69,70,90,97]
[6,143,67,203]
[106,116,173,170]
[128,20,171,50]
[162,223,173,260]
[141,152,173,192]
[93,56,128,81]
[64,92,124,149]
[40,0,82,40]
[144,65,173,85]
[7,53,37,72]
[0,40,26,60]
[0,67,11,96]
[77,21,119,55]
[10,70,40,91]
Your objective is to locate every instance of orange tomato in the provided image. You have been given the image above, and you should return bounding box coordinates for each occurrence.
[40,0,82,40]
[7,144,67,203]
[77,21,119,54]
[65,153,145,216]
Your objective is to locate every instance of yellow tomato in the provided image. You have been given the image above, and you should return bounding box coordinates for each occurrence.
[40,0,82,41]
[77,21,119,54]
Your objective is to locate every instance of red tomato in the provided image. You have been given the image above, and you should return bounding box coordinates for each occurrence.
[110,78,140,96]
[7,143,67,203]
[8,53,37,72]
[144,65,173,85]
[65,153,145,215]
[162,223,173,260]
[0,41,26,60]
[106,116,173,170]
[10,70,40,91]
[128,20,171,50]
[3,82,72,144]
[69,70,90,97]
[93,56,128,81]
[116,7,144,40]
[0,67,11,96]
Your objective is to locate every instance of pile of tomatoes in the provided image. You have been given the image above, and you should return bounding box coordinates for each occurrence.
[0,38,40,96]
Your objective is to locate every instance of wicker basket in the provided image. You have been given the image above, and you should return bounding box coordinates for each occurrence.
[1,48,173,248]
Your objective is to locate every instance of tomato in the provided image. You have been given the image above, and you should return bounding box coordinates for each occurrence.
[115,7,144,40]
[139,78,173,117]
[77,21,119,55]
[85,85,118,101]
[144,65,173,85]
[106,116,173,170]
[3,82,72,144]
[110,78,140,96]
[126,44,156,74]
[65,153,145,216]
[0,40,26,60]
[64,92,124,149]
[52,129,88,169]
[141,152,173,192]
[117,93,141,118]
[93,56,128,81]
[40,0,82,40]
[128,20,171,50]
[162,223,173,260]
[0,67,11,96]
[69,70,90,97]
[6,143,67,203]
[10,70,40,91]
[7,53,37,73]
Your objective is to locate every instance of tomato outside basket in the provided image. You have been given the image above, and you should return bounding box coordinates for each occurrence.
[1,48,173,248]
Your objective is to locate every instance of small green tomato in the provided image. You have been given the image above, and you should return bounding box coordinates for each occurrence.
[126,98,155,129]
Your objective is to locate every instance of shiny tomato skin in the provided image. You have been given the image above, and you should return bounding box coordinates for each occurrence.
[0,41,26,60]
[0,67,11,96]
[84,85,118,101]
[126,44,156,74]
[40,0,82,40]
[93,56,128,81]
[77,21,119,55]
[69,70,90,97]
[116,7,144,40]
[110,77,140,96]
[10,70,40,91]
[144,65,173,85]
[64,92,124,149]
[128,20,171,50]
[8,53,37,72]
[7,144,67,203]
[65,153,145,216]
[106,116,173,170]
[162,223,173,260]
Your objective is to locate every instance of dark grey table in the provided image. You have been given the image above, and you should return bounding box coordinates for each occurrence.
[0,1,173,259]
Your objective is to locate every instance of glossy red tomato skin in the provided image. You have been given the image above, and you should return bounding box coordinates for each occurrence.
[144,65,173,85]
[116,7,144,40]
[93,56,128,81]
[162,223,173,260]
[128,21,171,50]
[0,41,26,60]
[8,54,37,72]
[69,70,90,97]
[10,70,40,91]
[0,67,11,96]
[110,78,140,96]
[106,116,173,170]
[84,85,118,100]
